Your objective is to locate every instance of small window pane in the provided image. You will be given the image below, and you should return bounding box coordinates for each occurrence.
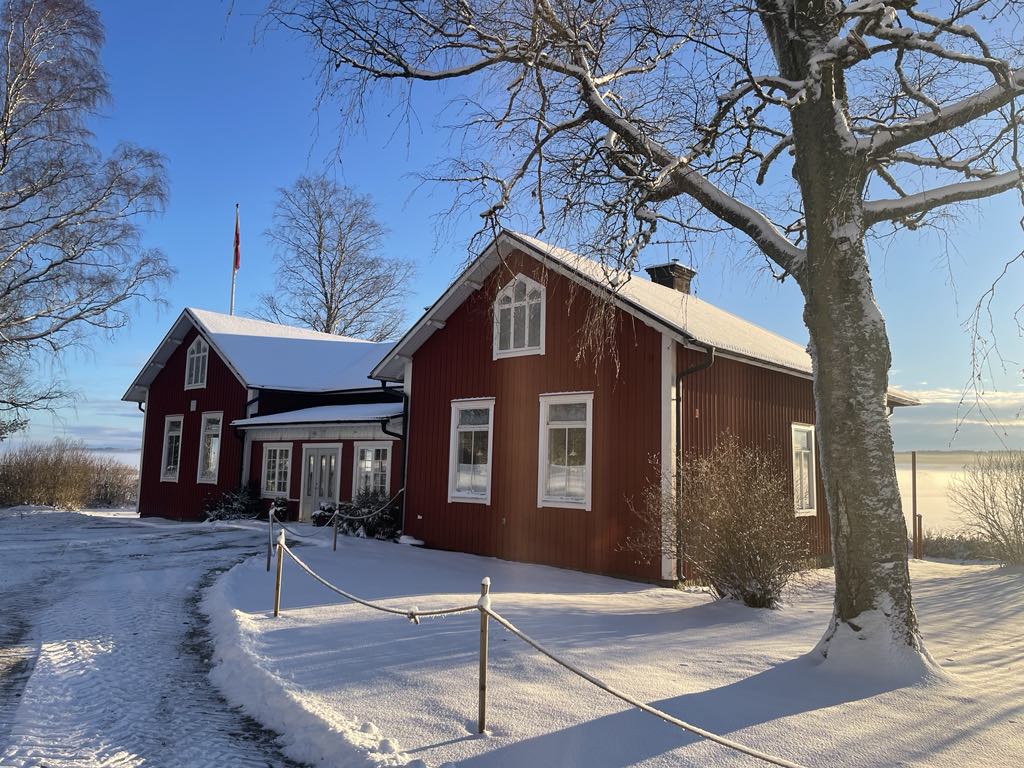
[498,295,512,306]
[567,427,587,466]
[473,430,489,465]
[512,305,526,348]
[513,280,527,301]
[549,402,587,423]
[498,308,511,350]
[528,301,541,347]
[458,431,474,464]
[459,408,490,426]
[527,288,541,301]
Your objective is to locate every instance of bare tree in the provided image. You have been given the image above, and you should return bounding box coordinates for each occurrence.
[949,451,1024,565]
[268,0,1024,661]
[0,0,172,423]
[256,175,413,341]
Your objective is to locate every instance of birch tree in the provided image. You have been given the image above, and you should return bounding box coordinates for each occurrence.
[269,0,1024,661]
[0,0,171,418]
[256,174,414,341]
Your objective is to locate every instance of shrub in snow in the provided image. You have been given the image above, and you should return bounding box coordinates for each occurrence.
[0,438,137,509]
[202,485,260,522]
[921,528,994,562]
[623,434,810,608]
[333,489,401,540]
[949,452,1024,565]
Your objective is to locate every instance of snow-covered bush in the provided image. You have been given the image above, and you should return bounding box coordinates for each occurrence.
[921,529,994,562]
[623,435,810,608]
[202,486,260,522]
[334,489,401,540]
[949,452,1024,565]
[0,438,136,509]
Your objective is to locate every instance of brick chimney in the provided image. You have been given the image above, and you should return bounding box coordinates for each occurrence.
[645,261,696,294]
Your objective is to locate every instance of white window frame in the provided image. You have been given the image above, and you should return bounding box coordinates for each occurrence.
[791,423,817,517]
[184,336,209,390]
[448,398,495,505]
[493,273,546,360]
[196,411,223,484]
[352,441,392,498]
[260,442,292,499]
[160,415,183,482]
[537,392,594,511]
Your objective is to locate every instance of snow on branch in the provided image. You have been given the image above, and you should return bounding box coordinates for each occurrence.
[864,169,1024,227]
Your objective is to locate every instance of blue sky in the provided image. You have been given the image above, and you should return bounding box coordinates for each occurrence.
[20,1,1024,461]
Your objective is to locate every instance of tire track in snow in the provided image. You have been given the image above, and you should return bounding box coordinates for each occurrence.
[0,512,305,767]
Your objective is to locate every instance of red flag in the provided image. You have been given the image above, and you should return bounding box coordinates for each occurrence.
[233,204,241,271]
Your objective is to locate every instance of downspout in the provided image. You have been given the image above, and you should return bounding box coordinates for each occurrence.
[238,392,260,489]
[674,340,716,583]
[379,381,409,531]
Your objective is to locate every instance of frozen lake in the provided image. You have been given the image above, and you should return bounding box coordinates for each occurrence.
[895,452,975,533]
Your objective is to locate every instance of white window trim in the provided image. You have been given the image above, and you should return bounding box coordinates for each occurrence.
[260,442,292,499]
[448,397,495,505]
[184,336,209,390]
[537,392,594,511]
[493,273,546,360]
[352,441,392,498]
[792,423,817,517]
[197,411,223,485]
[160,414,183,483]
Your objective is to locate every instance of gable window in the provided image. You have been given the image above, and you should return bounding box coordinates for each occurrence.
[538,392,593,510]
[792,423,816,516]
[354,442,391,497]
[160,415,183,482]
[448,398,494,504]
[261,443,291,498]
[197,412,222,484]
[494,274,545,359]
[185,337,209,389]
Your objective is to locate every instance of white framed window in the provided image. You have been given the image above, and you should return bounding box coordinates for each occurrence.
[353,441,391,497]
[538,392,593,510]
[197,412,222,484]
[792,423,817,516]
[185,336,209,389]
[261,442,291,498]
[160,415,183,482]
[493,274,545,359]
[448,398,494,504]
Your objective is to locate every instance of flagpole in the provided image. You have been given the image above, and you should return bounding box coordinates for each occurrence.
[230,203,239,316]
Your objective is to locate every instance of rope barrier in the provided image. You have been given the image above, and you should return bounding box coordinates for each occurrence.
[280,541,480,621]
[329,488,405,523]
[482,607,808,768]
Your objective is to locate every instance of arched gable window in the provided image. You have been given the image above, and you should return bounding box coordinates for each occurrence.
[493,274,545,359]
[184,336,209,389]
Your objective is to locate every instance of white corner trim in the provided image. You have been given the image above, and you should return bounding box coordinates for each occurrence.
[660,333,677,581]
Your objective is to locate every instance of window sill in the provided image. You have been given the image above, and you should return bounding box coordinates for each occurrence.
[262,492,289,500]
[197,477,218,485]
[159,476,179,483]
[184,383,207,391]
[448,493,490,505]
[538,497,590,511]
[493,347,544,360]
[795,509,817,518]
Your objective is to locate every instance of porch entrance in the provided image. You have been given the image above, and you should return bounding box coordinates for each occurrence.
[299,445,341,521]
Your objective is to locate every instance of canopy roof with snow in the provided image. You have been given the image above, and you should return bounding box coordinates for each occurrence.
[123,308,396,402]
[372,231,918,407]
[231,403,404,429]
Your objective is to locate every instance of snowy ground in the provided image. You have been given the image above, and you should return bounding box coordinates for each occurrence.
[0,507,302,767]
[210,530,1024,768]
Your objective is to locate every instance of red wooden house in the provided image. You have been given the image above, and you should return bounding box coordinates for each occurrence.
[123,309,403,521]
[370,231,917,582]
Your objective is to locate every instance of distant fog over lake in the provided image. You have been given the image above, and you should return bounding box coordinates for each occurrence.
[895,451,982,533]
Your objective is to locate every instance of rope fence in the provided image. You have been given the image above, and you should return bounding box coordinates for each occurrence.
[267,534,810,768]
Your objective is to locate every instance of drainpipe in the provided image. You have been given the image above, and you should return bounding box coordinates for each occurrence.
[379,382,409,531]
[674,340,716,583]
[237,392,260,489]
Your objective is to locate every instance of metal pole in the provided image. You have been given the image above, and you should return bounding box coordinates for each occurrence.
[911,450,919,559]
[230,203,238,315]
[267,508,274,572]
[273,537,284,618]
[478,577,490,734]
[333,511,339,552]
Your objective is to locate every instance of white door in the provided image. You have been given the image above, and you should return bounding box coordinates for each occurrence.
[300,446,340,521]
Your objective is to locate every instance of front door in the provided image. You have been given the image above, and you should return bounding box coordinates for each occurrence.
[299,445,340,521]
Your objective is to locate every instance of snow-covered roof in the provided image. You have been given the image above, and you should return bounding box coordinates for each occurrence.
[371,231,919,407]
[231,403,403,429]
[122,308,396,402]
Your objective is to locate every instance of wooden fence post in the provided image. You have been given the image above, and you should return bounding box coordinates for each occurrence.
[911,450,919,559]
[478,577,490,735]
[273,534,284,618]
[333,511,339,552]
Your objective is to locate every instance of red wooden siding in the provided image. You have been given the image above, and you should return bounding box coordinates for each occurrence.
[138,326,247,520]
[676,348,831,556]
[249,438,402,521]
[404,248,663,580]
